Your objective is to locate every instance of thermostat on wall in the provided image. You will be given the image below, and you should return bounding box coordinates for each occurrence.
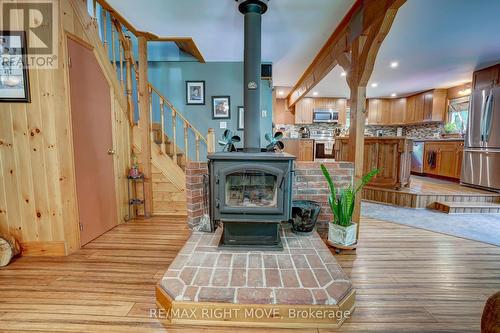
[219,122,227,129]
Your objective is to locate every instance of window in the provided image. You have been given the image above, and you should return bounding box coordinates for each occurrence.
[448,96,470,133]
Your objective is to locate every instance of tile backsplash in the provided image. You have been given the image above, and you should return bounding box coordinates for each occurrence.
[275,122,444,140]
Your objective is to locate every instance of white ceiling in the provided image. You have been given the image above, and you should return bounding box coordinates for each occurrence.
[310,0,500,98]
[107,0,500,98]
[106,0,355,87]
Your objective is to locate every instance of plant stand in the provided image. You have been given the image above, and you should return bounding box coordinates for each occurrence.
[127,174,146,220]
[326,239,357,254]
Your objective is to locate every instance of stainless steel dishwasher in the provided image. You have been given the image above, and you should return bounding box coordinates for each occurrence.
[411,141,424,174]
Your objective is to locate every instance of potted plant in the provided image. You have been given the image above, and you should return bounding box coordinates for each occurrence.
[320,164,379,247]
[442,122,462,138]
[290,200,321,235]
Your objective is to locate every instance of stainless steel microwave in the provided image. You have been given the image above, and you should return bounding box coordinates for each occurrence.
[312,109,339,123]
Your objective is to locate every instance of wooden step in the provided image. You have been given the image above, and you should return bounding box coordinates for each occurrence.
[432,201,500,214]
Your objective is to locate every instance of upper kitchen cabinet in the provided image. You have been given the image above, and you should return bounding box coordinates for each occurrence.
[366,89,447,125]
[472,64,500,90]
[293,97,347,124]
[294,97,314,124]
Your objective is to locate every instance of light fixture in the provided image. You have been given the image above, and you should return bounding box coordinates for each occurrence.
[278,90,284,96]
[390,61,399,68]
[371,82,378,88]
[391,93,397,97]
[313,91,318,96]
[340,71,347,77]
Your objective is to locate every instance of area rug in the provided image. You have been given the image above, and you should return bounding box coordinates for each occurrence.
[361,201,500,246]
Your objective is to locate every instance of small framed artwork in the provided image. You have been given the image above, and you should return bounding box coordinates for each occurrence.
[186,80,205,105]
[212,96,230,119]
[0,31,30,103]
[237,106,244,130]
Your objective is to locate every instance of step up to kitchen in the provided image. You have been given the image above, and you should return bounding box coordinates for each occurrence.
[432,201,500,214]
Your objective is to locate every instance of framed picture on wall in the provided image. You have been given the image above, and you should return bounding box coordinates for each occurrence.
[186,80,205,105]
[237,106,244,130]
[0,31,30,103]
[212,96,230,119]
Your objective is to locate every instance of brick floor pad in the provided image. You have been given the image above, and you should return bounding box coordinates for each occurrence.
[160,225,352,305]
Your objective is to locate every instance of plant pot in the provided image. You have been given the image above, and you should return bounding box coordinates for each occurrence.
[328,222,357,246]
[290,200,321,235]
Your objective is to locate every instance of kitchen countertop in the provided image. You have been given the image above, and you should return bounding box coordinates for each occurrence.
[282,137,314,140]
[412,138,464,142]
[336,136,464,142]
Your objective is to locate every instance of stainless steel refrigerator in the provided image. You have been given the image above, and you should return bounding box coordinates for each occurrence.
[461,84,500,192]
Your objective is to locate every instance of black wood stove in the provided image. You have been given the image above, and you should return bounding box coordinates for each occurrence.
[208,0,295,250]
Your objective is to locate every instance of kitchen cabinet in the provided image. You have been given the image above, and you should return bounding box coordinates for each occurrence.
[472,64,499,90]
[294,97,314,124]
[282,139,314,161]
[366,89,447,125]
[423,140,464,179]
[335,137,412,189]
[293,97,347,125]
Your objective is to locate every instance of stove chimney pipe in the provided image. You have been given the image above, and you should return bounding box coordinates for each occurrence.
[238,0,267,152]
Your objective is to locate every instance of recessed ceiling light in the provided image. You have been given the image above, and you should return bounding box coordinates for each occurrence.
[340,71,347,77]
[390,61,399,68]
[278,90,284,96]
[391,93,397,97]
[371,82,378,88]
[313,91,318,96]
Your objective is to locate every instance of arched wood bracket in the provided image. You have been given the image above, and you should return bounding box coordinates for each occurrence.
[286,0,406,109]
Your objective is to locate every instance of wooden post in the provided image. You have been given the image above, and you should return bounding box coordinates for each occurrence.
[138,36,152,217]
[160,99,166,154]
[207,128,215,154]
[119,44,124,88]
[172,109,177,164]
[101,10,108,52]
[124,36,134,125]
[111,22,116,70]
[184,123,189,162]
[195,134,200,161]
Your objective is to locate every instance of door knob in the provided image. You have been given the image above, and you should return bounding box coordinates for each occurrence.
[107,148,115,155]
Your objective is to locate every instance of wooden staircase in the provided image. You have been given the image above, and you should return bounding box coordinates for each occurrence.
[87,0,215,216]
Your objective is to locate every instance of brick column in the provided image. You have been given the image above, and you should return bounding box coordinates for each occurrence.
[185,162,208,230]
[293,161,354,229]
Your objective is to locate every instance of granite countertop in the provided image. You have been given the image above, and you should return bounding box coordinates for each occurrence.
[282,137,314,140]
[412,138,464,142]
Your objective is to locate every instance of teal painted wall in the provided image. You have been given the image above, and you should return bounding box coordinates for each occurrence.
[147,61,273,160]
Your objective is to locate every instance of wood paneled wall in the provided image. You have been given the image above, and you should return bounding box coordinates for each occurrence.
[0,0,132,255]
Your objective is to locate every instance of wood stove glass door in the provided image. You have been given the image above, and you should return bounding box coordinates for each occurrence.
[218,164,284,215]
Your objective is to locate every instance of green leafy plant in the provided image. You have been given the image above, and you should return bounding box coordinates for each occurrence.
[443,122,458,134]
[320,164,379,227]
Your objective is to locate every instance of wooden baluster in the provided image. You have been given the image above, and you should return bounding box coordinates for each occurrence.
[119,43,124,89]
[93,0,97,21]
[207,128,215,154]
[149,86,153,142]
[195,134,200,161]
[111,21,116,70]
[184,123,189,162]
[101,10,108,52]
[160,99,166,154]
[172,109,178,164]
[124,36,134,125]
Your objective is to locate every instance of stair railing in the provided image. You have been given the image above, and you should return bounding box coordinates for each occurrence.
[90,0,215,161]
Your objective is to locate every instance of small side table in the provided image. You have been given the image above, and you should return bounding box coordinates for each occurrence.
[127,174,146,220]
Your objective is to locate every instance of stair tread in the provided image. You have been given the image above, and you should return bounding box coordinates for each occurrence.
[435,201,500,208]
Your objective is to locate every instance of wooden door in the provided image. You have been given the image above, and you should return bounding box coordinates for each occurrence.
[390,98,406,124]
[380,100,390,124]
[405,95,416,123]
[423,142,439,175]
[437,142,459,178]
[298,139,314,161]
[414,93,425,122]
[423,92,433,121]
[67,37,118,246]
[368,99,379,124]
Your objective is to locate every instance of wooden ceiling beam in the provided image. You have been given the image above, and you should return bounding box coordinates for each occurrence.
[286,0,404,108]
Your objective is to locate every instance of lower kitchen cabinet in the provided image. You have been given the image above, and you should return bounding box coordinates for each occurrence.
[282,139,314,161]
[423,141,464,179]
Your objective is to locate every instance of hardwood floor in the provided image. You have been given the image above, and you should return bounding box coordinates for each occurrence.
[0,216,498,332]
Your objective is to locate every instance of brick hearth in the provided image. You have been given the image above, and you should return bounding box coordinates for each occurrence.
[160,225,352,305]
